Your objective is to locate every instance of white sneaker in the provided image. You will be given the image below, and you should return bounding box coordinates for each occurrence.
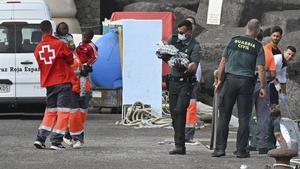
[63,137,73,147]
[72,140,83,149]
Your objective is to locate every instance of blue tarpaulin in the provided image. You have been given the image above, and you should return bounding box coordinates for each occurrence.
[91,32,122,88]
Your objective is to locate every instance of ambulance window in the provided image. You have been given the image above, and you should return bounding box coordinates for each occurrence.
[18,24,41,53]
[0,26,10,53]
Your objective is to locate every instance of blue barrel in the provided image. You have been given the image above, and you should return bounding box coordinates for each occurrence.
[91,32,122,88]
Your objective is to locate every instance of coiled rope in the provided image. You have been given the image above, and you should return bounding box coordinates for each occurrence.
[116,92,213,128]
[116,101,172,128]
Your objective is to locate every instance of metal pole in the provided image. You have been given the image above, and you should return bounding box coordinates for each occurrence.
[210,89,219,150]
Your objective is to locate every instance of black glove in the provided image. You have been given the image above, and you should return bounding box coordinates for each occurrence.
[161,54,172,62]
[83,64,93,73]
[174,59,186,72]
[156,52,172,62]
[80,64,92,77]
[80,69,89,77]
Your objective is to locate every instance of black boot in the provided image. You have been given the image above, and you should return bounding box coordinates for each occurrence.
[236,151,250,158]
[258,148,268,154]
[211,150,226,157]
[169,145,186,155]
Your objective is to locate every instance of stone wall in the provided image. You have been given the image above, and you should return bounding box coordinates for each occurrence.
[74,0,101,34]
[72,0,300,115]
[45,0,81,34]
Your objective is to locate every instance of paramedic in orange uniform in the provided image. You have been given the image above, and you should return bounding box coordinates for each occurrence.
[33,20,75,150]
[63,29,98,148]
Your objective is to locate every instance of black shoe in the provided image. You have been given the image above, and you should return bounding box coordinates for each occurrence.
[258,148,268,154]
[169,146,186,155]
[64,131,72,140]
[50,144,65,150]
[249,146,257,151]
[211,150,225,157]
[236,152,250,158]
[233,149,250,155]
[34,140,46,149]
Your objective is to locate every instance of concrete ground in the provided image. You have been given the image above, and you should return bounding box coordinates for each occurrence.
[0,114,278,169]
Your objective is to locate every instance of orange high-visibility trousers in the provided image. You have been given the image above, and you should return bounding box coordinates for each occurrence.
[52,111,70,135]
[68,109,87,143]
[81,111,88,126]
[186,101,197,127]
[40,109,70,135]
[39,109,57,131]
[68,92,90,142]
[37,108,71,145]
[185,101,197,141]
[69,110,84,136]
[36,83,73,145]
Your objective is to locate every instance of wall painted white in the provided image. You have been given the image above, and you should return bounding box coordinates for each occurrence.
[120,19,163,117]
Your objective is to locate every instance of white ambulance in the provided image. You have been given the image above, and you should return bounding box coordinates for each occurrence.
[0,0,52,105]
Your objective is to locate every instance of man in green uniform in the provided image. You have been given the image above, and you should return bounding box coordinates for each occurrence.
[212,19,266,158]
[164,20,201,155]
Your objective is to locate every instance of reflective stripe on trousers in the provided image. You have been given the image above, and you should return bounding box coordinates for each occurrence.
[38,111,70,144]
[69,92,90,142]
[36,83,73,145]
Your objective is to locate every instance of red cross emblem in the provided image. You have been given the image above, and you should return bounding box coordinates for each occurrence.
[38,45,56,64]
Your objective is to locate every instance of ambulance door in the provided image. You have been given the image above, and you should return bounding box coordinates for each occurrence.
[0,24,16,98]
[15,23,45,97]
